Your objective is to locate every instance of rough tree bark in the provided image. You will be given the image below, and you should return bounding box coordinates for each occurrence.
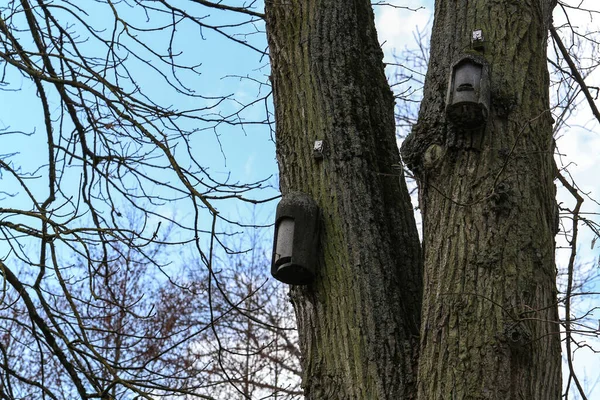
[265,1,423,399]
[402,0,562,399]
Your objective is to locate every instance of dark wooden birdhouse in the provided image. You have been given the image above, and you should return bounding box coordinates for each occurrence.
[446,55,490,128]
[271,192,320,285]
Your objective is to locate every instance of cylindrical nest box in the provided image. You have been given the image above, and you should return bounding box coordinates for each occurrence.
[445,55,490,128]
[271,192,320,285]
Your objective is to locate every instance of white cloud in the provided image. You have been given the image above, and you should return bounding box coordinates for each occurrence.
[375,1,432,55]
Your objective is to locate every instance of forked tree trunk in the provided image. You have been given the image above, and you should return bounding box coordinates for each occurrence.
[265,1,423,399]
[402,0,562,399]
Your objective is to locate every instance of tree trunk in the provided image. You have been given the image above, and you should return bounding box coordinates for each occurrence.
[402,1,562,399]
[265,1,423,399]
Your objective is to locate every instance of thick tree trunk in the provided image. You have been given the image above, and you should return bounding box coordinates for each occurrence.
[402,1,561,399]
[265,1,423,399]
